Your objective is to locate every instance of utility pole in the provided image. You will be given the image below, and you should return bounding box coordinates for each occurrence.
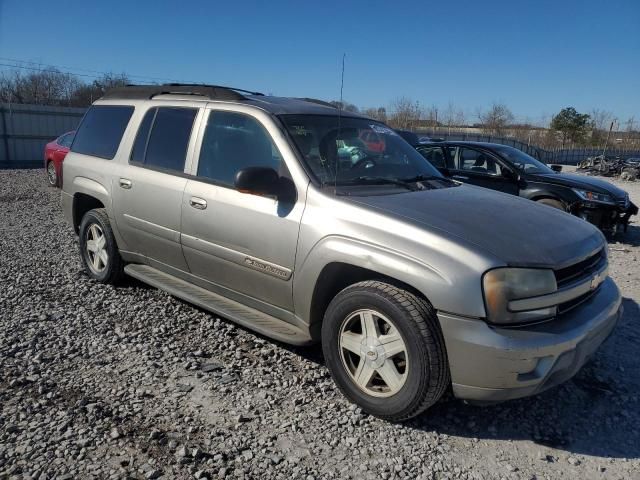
[601,119,616,158]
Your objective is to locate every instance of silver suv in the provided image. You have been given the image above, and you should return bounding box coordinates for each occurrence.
[61,84,621,421]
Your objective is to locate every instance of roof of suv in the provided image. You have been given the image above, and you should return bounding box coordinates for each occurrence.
[101,83,368,118]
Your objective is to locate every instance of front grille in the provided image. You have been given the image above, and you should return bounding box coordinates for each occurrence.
[554,249,606,288]
[554,248,606,315]
[558,291,594,315]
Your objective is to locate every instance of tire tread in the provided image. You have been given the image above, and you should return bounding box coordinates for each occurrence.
[326,280,450,421]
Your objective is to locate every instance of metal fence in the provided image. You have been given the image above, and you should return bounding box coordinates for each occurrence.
[0,103,86,168]
[417,130,640,165]
[544,147,640,165]
[2,104,639,169]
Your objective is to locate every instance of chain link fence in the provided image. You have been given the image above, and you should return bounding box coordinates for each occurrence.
[417,130,640,165]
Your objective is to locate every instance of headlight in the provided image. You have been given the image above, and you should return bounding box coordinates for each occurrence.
[482,268,557,324]
[572,189,615,205]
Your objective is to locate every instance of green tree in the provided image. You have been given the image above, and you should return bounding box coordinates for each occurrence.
[550,107,591,145]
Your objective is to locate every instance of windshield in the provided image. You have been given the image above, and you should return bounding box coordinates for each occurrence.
[495,145,554,174]
[280,115,445,189]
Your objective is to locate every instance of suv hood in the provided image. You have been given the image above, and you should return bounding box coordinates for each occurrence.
[531,172,627,199]
[345,185,604,268]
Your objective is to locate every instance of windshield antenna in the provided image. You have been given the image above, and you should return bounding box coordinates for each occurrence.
[334,53,346,193]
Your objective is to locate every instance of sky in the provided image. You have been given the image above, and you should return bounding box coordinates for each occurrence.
[0,0,638,124]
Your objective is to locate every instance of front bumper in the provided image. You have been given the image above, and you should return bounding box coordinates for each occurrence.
[439,277,621,403]
[574,200,638,232]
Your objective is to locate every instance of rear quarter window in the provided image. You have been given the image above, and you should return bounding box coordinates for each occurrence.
[71,105,134,159]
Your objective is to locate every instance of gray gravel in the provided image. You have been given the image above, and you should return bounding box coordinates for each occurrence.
[1,169,639,480]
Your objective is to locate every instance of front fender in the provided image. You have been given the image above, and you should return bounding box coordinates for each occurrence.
[293,235,487,325]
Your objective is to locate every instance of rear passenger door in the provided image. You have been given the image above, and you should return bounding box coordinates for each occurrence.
[449,146,518,195]
[112,105,202,272]
[180,106,305,312]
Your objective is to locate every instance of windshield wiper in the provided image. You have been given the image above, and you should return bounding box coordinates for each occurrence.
[401,174,454,184]
[336,176,420,191]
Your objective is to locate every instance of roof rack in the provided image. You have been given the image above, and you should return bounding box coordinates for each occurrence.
[296,98,337,109]
[101,83,264,101]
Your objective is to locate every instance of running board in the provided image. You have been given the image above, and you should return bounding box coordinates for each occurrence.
[124,264,312,345]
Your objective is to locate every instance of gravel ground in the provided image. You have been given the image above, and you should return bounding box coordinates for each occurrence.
[1,169,639,480]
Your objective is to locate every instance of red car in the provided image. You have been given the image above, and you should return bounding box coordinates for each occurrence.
[44,131,75,187]
[359,130,385,153]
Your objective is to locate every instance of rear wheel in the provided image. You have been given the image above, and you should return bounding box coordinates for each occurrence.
[46,161,58,187]
[322,280,450,421]
[536,198,565,211]
[78,208,124,284]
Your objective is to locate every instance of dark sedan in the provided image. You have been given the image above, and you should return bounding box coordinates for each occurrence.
[416,141,638,232]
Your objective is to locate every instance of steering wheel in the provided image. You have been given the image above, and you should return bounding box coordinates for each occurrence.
[351,156,378,170]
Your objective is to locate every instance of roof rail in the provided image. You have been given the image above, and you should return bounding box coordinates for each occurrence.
[296,98,337,109]
[101,83,264,101]
[165,83,264,96]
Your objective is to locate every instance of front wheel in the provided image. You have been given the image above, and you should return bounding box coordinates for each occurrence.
[321,281,450,421]
[536,198,566,211]
[46,161,58,187]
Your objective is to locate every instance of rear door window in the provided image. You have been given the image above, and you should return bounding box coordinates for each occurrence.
[130,107,197,172]
[417,146,447,168]
[71,105,134,159]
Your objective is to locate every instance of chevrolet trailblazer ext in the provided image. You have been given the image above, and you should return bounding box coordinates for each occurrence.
[61,84,621,421]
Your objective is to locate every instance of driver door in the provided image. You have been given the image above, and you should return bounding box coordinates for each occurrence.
[180,106,306,311]
[449,146,519,195]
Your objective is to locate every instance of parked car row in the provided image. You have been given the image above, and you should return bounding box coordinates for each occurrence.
[414,141,638,233]
[56,84,623,421]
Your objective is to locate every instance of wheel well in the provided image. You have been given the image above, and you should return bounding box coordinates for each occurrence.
[309,262,428,336]
[73,193,104,233]
[532,195,567,209]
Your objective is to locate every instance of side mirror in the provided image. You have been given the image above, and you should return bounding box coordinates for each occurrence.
[502,168,518,181]
[550,164,563,172]
[235,167,281,197]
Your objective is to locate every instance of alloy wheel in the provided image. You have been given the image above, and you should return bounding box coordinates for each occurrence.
[47,163,57,186]
[339,309,409,397]
[85,224,109,274]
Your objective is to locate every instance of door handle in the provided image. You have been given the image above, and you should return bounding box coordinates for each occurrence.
[119,178,132,189]
[189,197,207,210]
[452,175,469,180]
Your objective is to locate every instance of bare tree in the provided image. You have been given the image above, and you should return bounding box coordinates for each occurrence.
[362,107,387,122]
[0,69,129,107]
[423,104,439,128]
[69,73,130,107]
[0,68,81,105]
[388,97,421,130]
[478,102,514,136]
[441,101,466,133]
[328,100,359,113]
[590,109,614,145]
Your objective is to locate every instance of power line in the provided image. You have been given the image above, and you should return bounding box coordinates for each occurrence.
[0,57,200,84]
[0,56,184,82]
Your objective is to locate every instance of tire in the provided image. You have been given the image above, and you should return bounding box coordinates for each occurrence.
[536,198,566,211]
[321,280,450,421]
[46,161,58,187]
[78,208,124,284]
